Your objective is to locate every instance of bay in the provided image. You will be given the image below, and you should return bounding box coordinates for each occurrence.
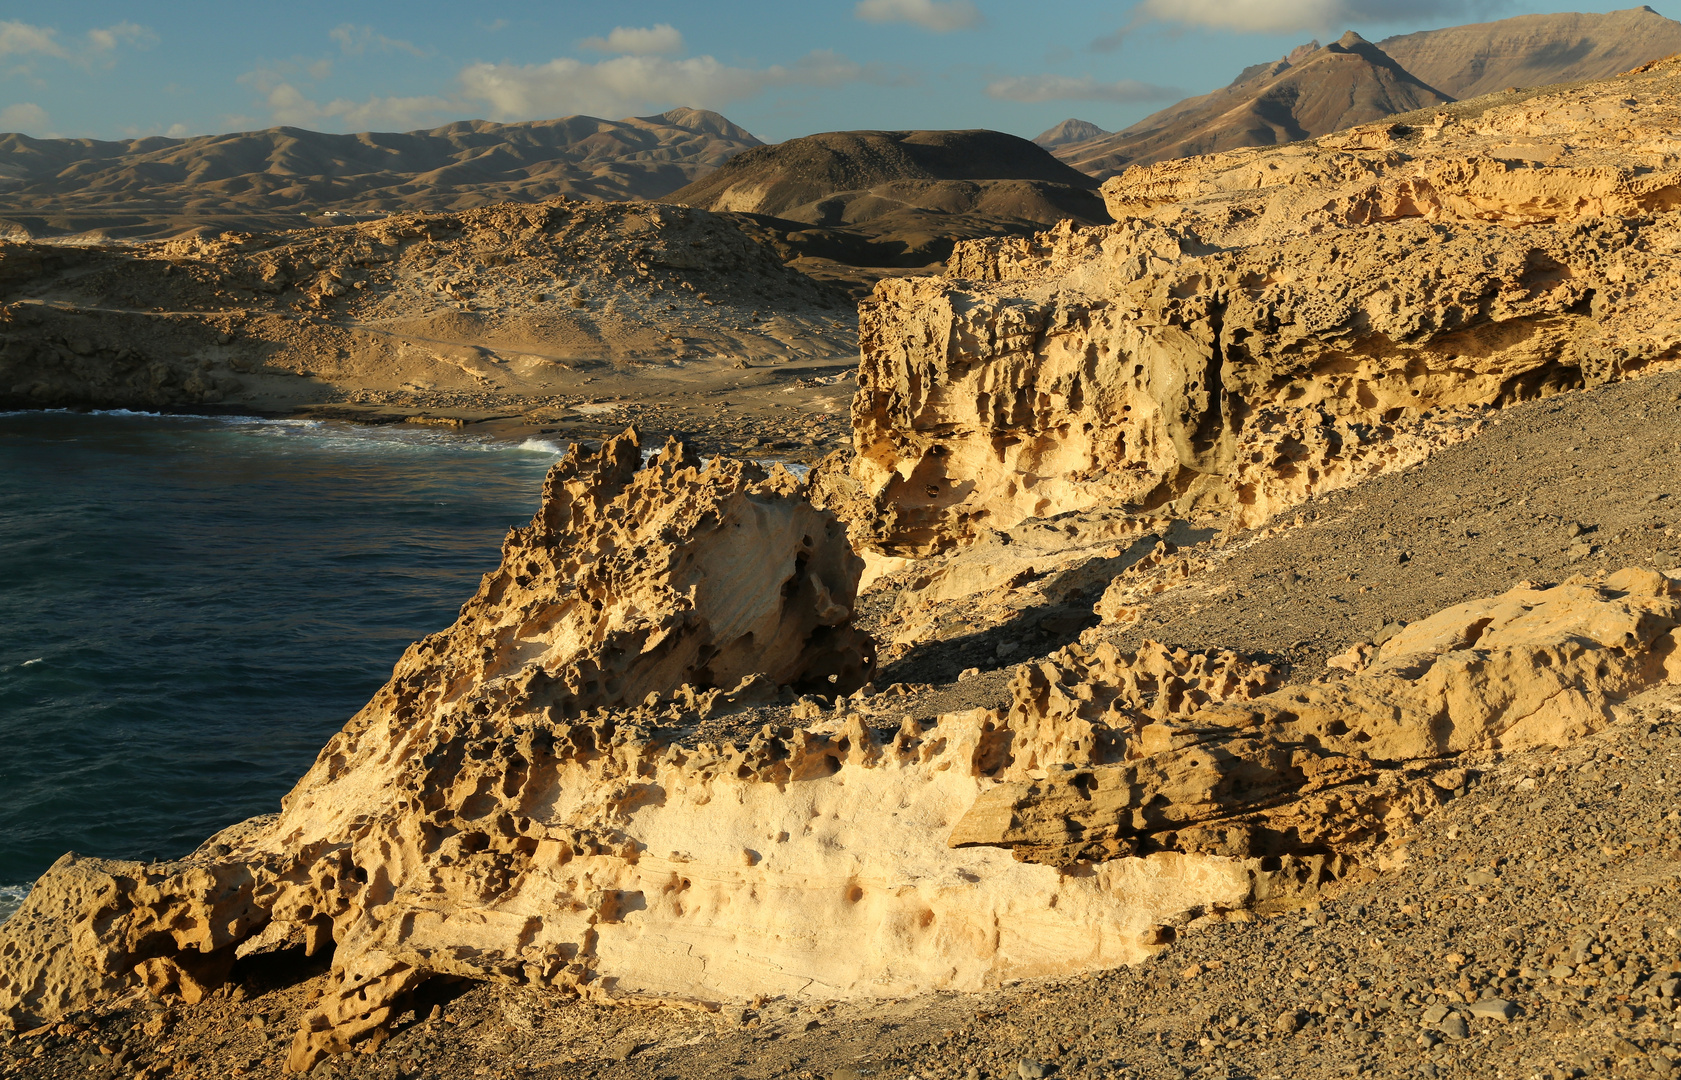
[0,410,563,917]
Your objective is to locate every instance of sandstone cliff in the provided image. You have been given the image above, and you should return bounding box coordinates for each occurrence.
[826,56,1681,560]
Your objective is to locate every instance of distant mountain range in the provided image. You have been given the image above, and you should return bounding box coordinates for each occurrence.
[7,7,1681,254]
[0,108,759,242]
[1039,6,1681,179]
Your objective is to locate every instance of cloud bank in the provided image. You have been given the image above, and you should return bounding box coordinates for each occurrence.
[854,0,983,33]
[458,49,896,121]
[579,25,686,56]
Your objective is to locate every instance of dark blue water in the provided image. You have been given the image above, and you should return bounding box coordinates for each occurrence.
[0,411,563,915]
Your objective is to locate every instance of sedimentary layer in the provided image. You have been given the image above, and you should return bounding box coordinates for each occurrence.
[827,57,1681,559]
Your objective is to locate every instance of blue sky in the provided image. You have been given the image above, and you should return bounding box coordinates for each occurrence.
[1,1,1674,143]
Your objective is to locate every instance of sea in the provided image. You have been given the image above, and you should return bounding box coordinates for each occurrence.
[0,410,569,924]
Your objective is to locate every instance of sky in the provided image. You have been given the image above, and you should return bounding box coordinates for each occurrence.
[1,0,1676,144]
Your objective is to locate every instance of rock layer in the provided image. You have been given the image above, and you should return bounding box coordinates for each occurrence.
[832,58,1681,558]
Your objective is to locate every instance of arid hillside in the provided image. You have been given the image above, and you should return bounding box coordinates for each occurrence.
[1052,8,1681,180]
[0,108,760,243]
[0,198,869,459]
[668,129,1110,267]
[1380,5,1681,99]
[1055,32,1452,179]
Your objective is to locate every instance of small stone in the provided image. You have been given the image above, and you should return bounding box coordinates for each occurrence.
[1612,1037,1643,1060]
[1439,1014,1469,1039]
[958,667,981,681]
[1549,964,1575,980]
[1018,1059,1050,1079]
[1275,1009,1307,1033]
[1421,1003,1451,1025]
[1468,998,1516,1021]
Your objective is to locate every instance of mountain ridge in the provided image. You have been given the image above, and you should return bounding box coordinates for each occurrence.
[0,108,762,242]
[1054,32,1452,180]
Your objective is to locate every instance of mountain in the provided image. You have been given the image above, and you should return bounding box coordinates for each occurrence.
[1054,32,1453,180]
[0,108,761,242]
[1033,119,1111,149]
[1379,6,1681,100]
[666,128,1110,266]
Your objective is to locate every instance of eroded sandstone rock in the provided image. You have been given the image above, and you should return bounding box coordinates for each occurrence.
[7,562,1678,1071]
[832,58,1681,557]
[953,568,1681,866]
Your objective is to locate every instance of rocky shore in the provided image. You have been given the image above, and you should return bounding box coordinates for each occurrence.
[11,49,1681,1080]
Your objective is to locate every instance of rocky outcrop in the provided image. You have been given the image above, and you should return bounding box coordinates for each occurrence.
[6,478,1678,1070]
[831,58,1681,558]
[956,568,1681,865]
[0,430,872,1059]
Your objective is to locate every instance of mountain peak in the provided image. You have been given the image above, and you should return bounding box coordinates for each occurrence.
[1034,118,1112,149]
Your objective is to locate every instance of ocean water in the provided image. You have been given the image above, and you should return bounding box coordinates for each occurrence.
[0,411,566,922]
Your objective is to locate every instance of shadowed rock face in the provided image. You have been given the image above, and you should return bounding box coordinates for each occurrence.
[827,58,1681,559]
[1054,33,1453,180]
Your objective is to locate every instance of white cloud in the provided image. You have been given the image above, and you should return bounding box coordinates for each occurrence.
[0,19,155,69]
[0,101,49,132]
[0,21,66,58]
[1130,0,1507,34]
[985,74,1180,103]
[238,64,452,131]
[85,22,156,53]
[579,24,685,56]
[329,24,432,58]
[459,49,892,120]
[854,0,983,33]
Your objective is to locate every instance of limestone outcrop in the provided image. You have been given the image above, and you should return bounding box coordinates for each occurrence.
[831,58,1681,558]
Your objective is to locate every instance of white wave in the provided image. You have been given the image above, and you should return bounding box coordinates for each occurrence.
[772,461,813,480]
[0,883,29,926]
[519,438,567,456]
[20,657,42,666]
